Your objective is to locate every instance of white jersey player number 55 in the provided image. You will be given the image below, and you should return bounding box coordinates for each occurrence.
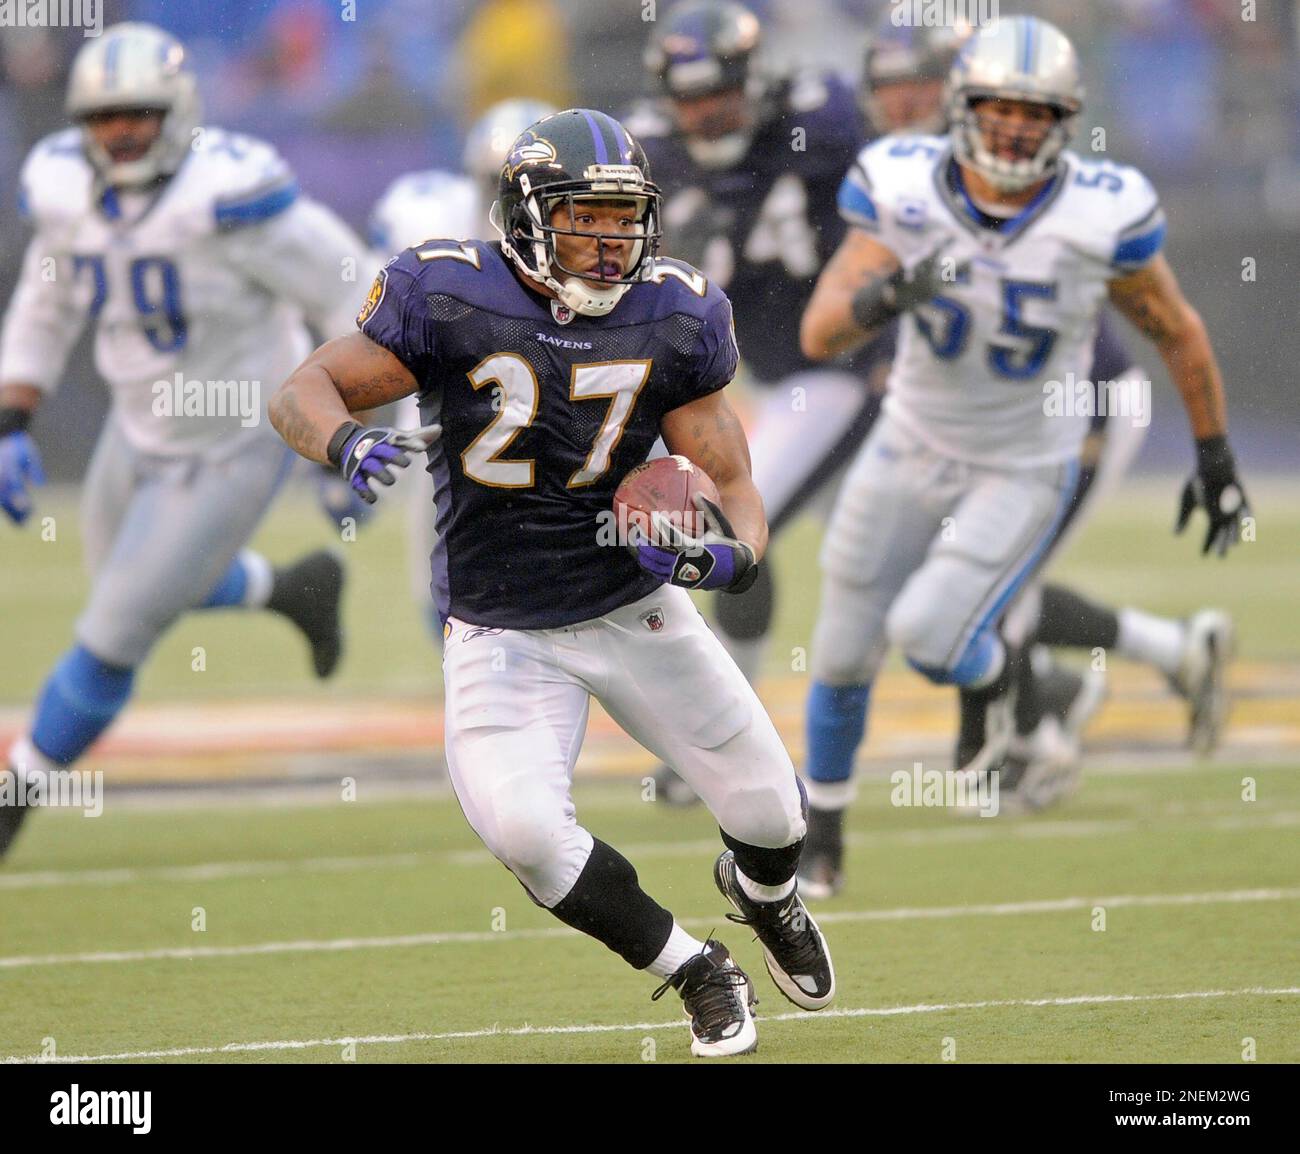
[916,276,1060,380]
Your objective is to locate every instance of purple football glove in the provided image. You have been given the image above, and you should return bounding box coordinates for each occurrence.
[0,430,46,525]
[329,422,441,505]
[630,492,758,593]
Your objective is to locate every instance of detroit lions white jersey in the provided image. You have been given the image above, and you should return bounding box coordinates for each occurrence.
[368,168,484,255]
[838,134,1166,467]
[0,127,368,457]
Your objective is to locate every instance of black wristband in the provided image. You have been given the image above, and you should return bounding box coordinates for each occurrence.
[0,407,33,437]
[1194,434,1235,484]
[849,275,901,333]
[727,549,759,595]
[326,420,363,469]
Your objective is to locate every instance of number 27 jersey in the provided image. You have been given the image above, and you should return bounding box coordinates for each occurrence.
[359,240,739,630]
[839,134,1166,467]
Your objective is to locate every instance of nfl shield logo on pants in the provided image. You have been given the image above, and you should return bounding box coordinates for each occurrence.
[640,607,665,633]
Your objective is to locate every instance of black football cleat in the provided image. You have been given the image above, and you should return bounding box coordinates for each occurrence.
[0,768,31,861]
[268,550,345,678]
[652,939,757,1057]
[715,850,836,1010]
[998,716,1082,814]
[796,804,845,900]
[955,652,1018,778]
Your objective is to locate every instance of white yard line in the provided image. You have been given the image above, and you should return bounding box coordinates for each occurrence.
[6,985,1298,1064]
[2,886,1296,972]
[0,852,431,891]
[4,807,1297,891]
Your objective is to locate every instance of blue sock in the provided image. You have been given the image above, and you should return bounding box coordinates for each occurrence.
[201,556,248,608]
[908,631,1004,687]
[806,682,872,785]
[30,645,135,765]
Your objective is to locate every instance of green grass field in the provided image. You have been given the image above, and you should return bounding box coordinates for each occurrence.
[2,766,1297,1063]
[2,474,1298,1063]
[6,473,1300,703]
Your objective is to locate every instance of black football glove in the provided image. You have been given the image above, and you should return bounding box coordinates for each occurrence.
[1176,435,1251,557]
[885,242,968,312]
[851,240,969,330]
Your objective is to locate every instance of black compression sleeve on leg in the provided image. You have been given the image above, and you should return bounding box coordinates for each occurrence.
[714,562,774,643]
[1012,645,1043,737]
[547,838,674,970]
[1037,584,1120,650]
[720,828,803,887]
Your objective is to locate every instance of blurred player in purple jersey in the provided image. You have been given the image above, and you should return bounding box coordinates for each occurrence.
[630,0,889,804]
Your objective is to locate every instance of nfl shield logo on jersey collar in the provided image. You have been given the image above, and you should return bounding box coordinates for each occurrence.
[640,607,665,632]
[550,300,575,325]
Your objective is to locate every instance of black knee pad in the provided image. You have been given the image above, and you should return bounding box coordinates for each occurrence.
[720,828,803,887]
[548,838,674,969]
[714,562,774,643]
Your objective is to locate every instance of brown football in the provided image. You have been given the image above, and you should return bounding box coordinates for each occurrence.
[613,454,720,544]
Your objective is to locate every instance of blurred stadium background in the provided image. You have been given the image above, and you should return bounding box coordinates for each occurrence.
[3,0,1300,478]
[1,0,1298,1063]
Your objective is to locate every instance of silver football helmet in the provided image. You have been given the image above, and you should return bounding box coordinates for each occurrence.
[946,16,1083,192]
[65,22,200,188]
[463,98,557,200]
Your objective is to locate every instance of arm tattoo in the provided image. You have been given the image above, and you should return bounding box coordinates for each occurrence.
[1127,296,1173,344]
[337,344,416,410]
[273,388,320,458]
[692,438,725,480]
[1111,270,1177,346]
[337,372,411,411]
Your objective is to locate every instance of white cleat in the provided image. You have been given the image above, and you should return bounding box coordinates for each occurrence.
[1061,667,1108,745]
[652,939,758,1058]
[997,716,1082,815]
[1172,610,1235,755]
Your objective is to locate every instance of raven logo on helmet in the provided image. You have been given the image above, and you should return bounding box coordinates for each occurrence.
[493,108,663,318]
[504,133,558,181]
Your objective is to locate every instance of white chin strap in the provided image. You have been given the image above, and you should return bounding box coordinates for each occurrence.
[971,148,1046,192]
[554,276,630,317]
[498,236,633,318]
[958,113,1070,193]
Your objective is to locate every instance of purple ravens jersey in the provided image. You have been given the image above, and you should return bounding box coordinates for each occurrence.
[359,240,739,629]
[631,72,865,385]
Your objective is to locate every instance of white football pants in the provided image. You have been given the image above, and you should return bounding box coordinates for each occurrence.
[77,416,291,666]
[1004,365,1151,644]
[442,586,806,907]
[812,411,1078,685]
